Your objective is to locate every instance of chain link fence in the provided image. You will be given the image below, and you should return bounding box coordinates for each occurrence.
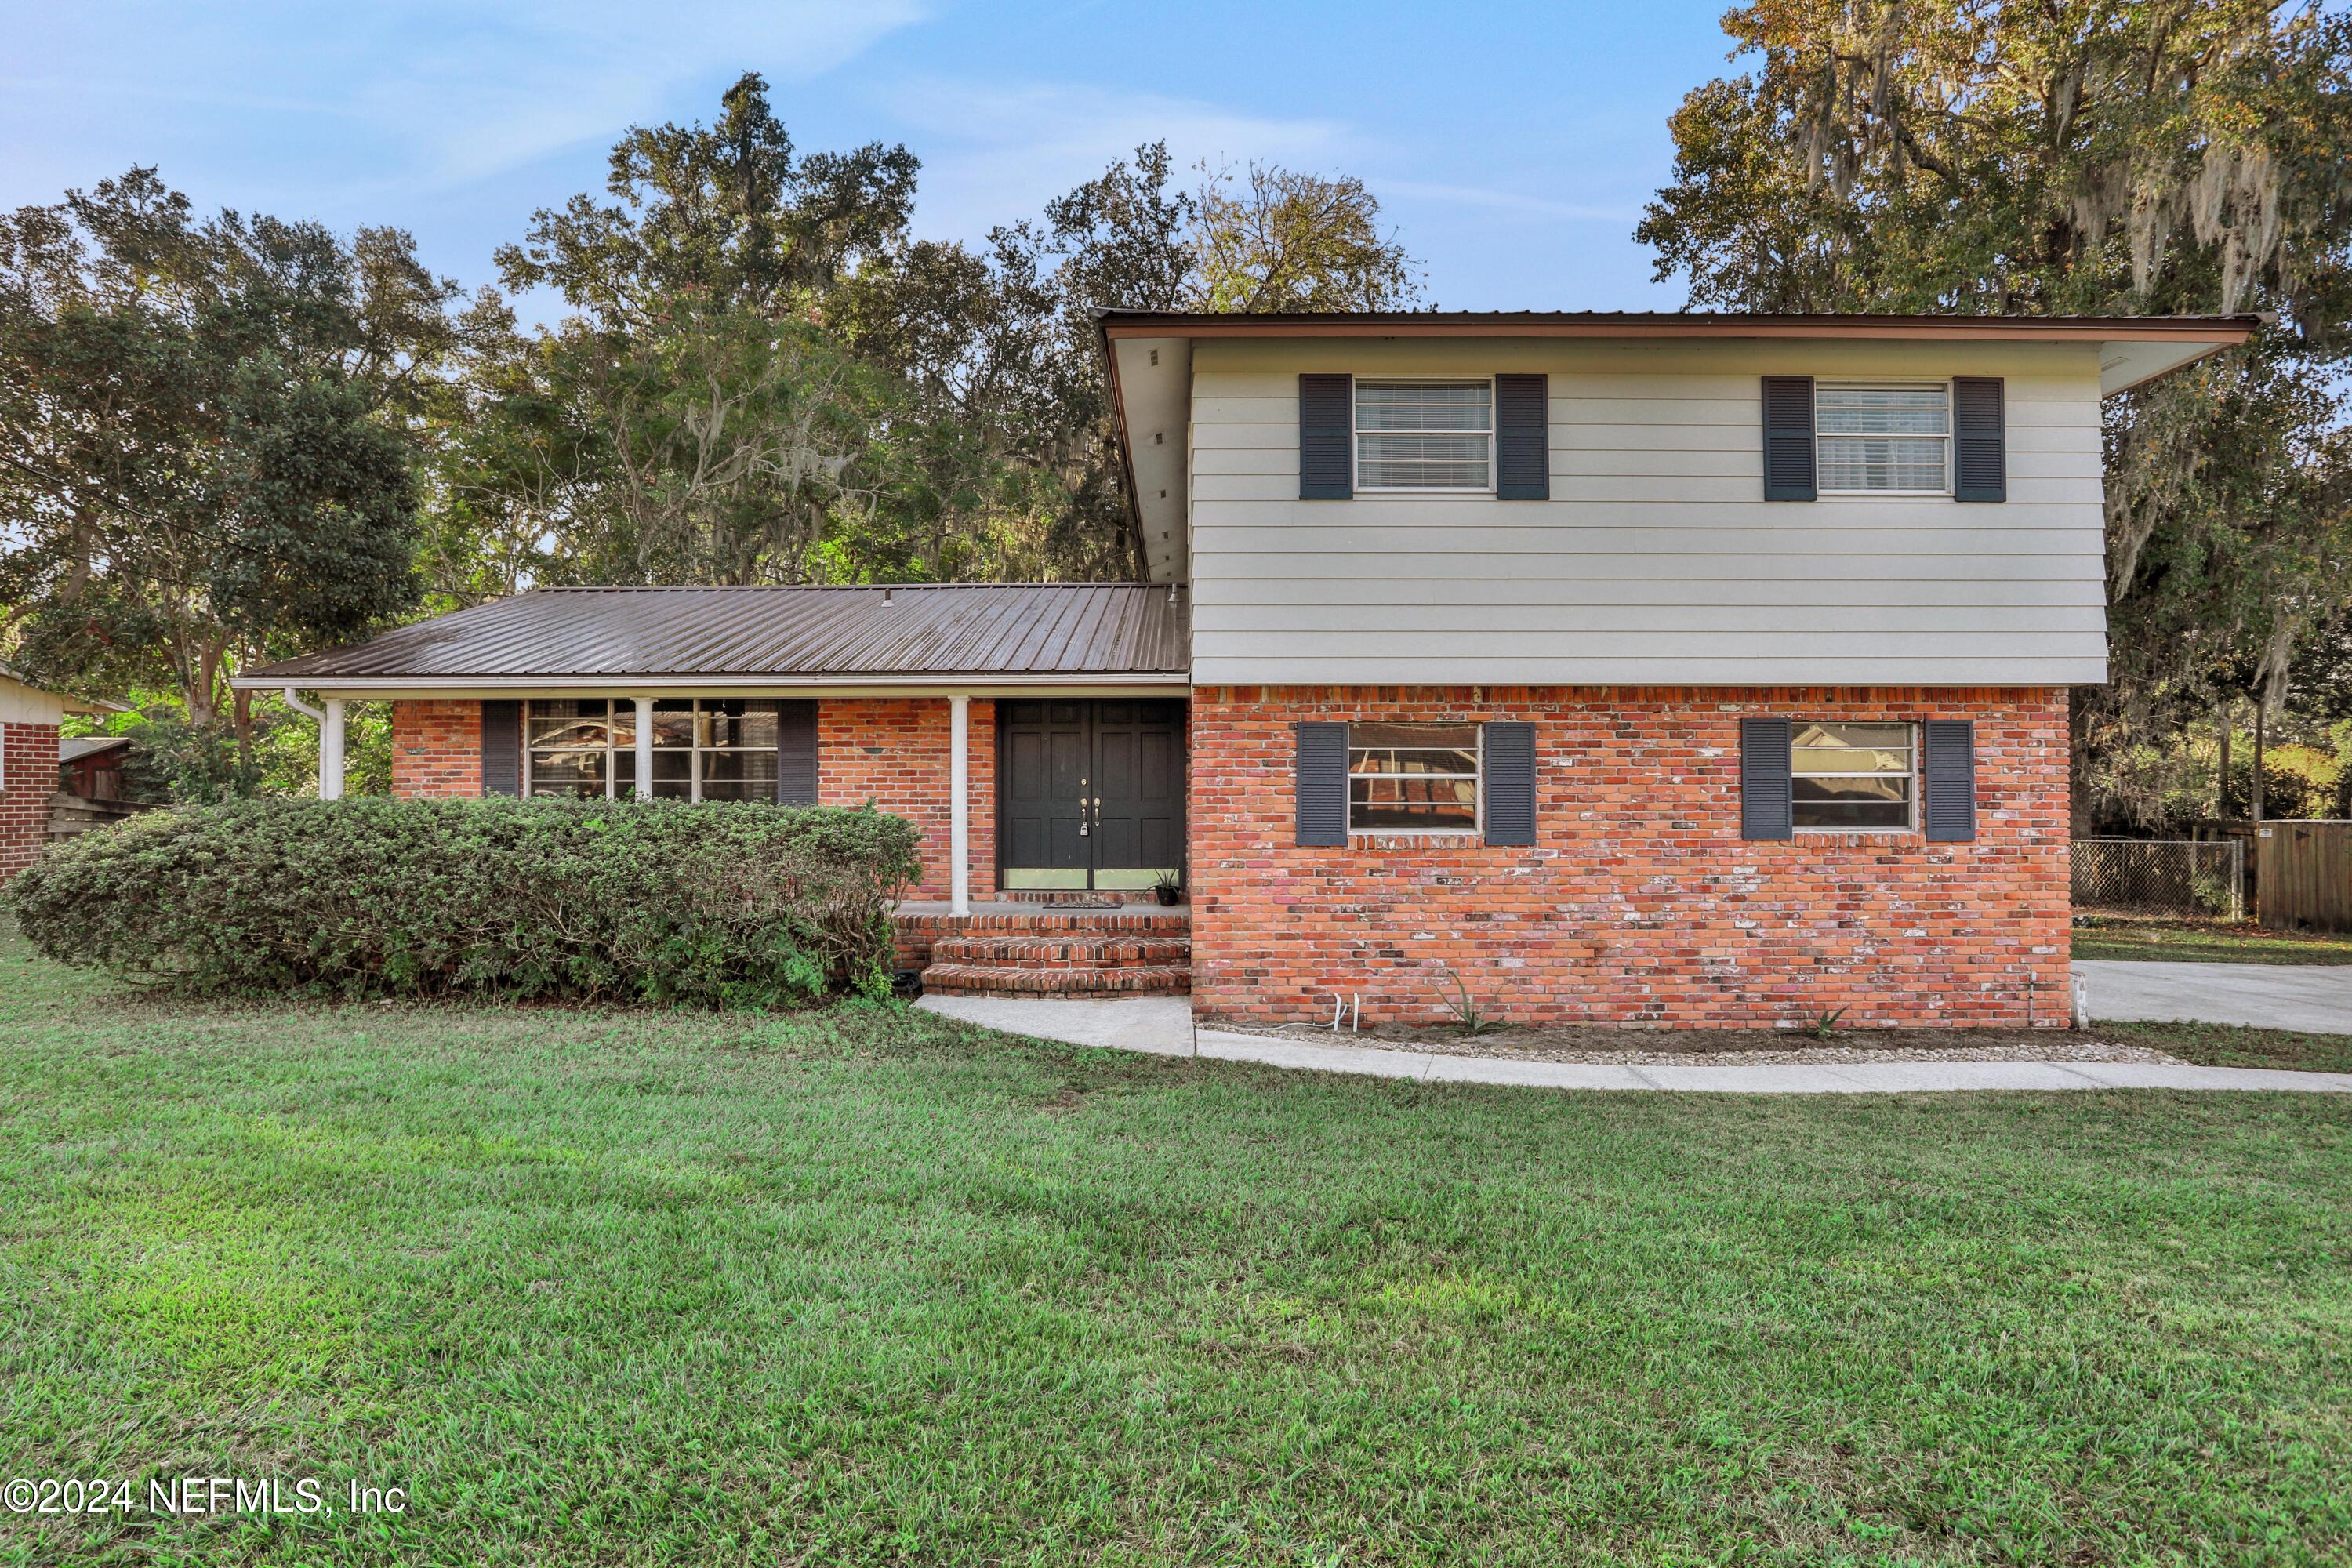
[2071,838,2245,922]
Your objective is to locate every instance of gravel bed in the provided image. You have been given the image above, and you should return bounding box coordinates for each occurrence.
[1215,1022,2182,1067]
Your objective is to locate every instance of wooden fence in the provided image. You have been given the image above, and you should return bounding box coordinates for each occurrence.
[2194,820,2352,932]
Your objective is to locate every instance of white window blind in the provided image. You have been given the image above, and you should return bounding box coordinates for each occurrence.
[1817,386,1949,493]
[1356,381,1492,490]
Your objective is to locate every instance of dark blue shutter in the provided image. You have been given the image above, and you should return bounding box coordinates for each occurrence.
[1740,717,1792,840]
[1298,374,1352,499]
[1922,720,1977,841]
[775,699,818,804]
[1762,376,1816,501]
[481,700,521,797]
[1494,374,1548,499]
[1295,722,1348,846]
[1952,378,2005,501]
[1483,721,1536,846]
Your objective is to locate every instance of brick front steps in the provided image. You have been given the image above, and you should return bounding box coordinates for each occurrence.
[920,961,1191,996]
[897,907,1191,997]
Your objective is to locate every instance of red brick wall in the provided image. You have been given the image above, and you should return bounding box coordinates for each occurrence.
[819,699,995,900]
[1189,685,2071,1030]
[387,697,999,898]
[2,722,60,883]
[392,700,485,797]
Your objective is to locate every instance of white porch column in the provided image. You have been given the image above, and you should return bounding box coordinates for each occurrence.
[320,699,346,800]
[633,696,655,800]
[949,695,971,916]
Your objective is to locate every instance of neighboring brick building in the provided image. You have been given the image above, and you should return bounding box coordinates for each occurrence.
[2,663,120,885]
[0,719,60,884]
[243,309,2252,1025]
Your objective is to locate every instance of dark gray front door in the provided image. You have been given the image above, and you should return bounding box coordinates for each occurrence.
[998,699,1185,890]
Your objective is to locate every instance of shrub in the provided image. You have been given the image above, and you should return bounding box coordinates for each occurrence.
[4,797,922,1007]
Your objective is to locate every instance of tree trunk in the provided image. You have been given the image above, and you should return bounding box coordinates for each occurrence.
[232,683,255,779]
[2216,702,2232,818]
[2252,700,2267,823]
[185,644,219,728]
[2067,687,2096,837]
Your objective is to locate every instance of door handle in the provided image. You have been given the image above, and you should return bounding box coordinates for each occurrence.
[1079,776,1089,837]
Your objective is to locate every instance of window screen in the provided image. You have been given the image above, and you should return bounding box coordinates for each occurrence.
[1791,721,1915,830]
[1348,723,1480,832]
[1817,386,1949,493]
[1356,381,1492,490]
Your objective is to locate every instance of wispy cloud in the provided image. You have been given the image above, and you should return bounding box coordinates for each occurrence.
[364,2,932,193]
[879,77,1348,240]
[1376,180,1638,226]
[1,1,928,212]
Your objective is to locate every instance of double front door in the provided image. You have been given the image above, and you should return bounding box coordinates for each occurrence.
[998,699,1185,891]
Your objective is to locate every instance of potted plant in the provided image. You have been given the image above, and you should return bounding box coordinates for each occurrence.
[1151,869,1184,907]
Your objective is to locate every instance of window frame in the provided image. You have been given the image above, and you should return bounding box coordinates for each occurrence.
[1352,376,1497,495]
[1813,382,1954,499]
[521,698,778,803]
[1790,719,1918,834]
[1346,721,1484,837]
[522,698,624,800]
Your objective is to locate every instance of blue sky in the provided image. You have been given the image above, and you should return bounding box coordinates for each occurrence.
[2,1,1743,321]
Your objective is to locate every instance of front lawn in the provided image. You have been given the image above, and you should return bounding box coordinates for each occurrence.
[3,937,2350,1566]
[2074,916,2352,965]
[2113,1017,2352,1076]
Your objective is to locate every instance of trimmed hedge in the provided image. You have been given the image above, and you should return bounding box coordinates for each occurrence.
[4,797,922,1007]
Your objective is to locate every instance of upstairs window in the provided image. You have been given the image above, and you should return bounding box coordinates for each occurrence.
[1817,385,1950,494]
[1791,721,1915,830]
[1348,723,1481,833]
[1356,380,1493,491]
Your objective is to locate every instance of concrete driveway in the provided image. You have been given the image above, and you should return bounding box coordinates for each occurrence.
[2075,960,2352,1033]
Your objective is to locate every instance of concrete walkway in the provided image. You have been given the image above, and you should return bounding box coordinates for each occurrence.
[915,994,2352,1095]
[2077,960,2352,1033]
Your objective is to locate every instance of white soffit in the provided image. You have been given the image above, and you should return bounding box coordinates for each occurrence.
[1112,336,1191,583]
[2100,336,2244,395]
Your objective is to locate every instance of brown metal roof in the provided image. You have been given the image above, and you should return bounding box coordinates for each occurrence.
[244,584,1190,685]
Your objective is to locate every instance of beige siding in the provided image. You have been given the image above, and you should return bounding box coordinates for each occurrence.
[1185,338,2110,686]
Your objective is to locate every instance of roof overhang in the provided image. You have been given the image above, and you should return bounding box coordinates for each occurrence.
[0,662,129,716]
[1103,334,1191,584]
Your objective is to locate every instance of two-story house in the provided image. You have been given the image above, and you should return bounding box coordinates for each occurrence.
[240,308,2252,1029]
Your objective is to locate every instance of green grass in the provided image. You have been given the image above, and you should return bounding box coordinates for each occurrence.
[3,938,2351,1565]
[2074,917,2352,965]
[2110,1018,2352,1076]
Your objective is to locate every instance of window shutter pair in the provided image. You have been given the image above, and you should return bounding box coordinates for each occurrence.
[1760,376,2006,502]
[1294,721,1537,848]
[477,697,822,804]
[1737,717,1976,842]
[1298,373,1548,500]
